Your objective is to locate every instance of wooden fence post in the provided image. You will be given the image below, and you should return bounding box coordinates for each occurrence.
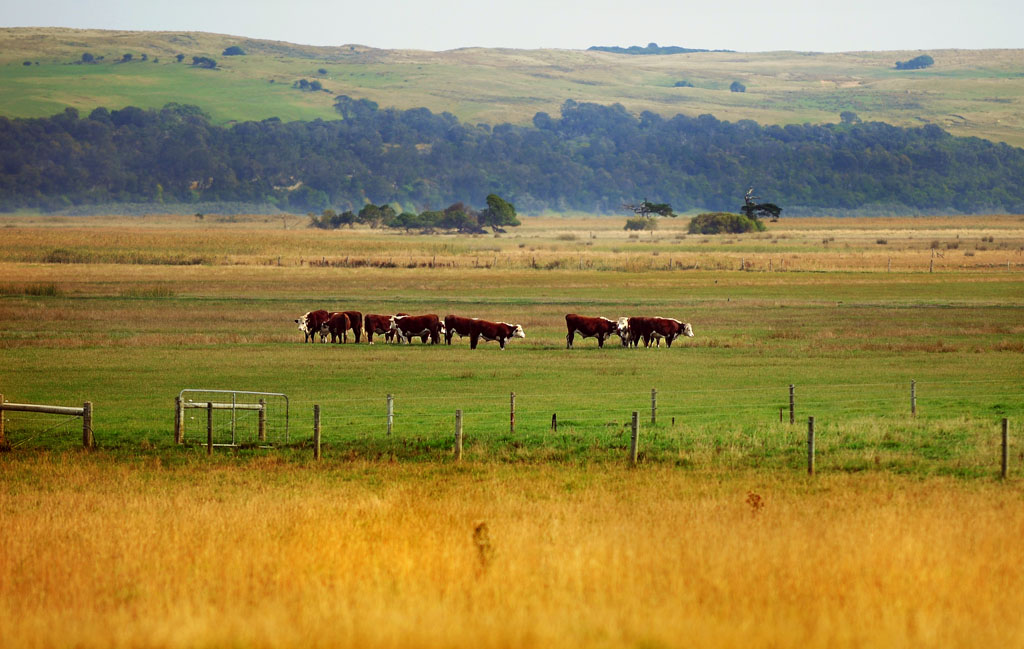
[82,401,93,449]
[551,413,557,433]
[510,392,515,435]
[0,394,5,447]
[174,396,183,444]
[789,384,795,425]
[1002,418,1009,480]
[387,394,394,436]
[651,388,657,426]
[630,411,639,466]
[910,380,917,417]
[314,405,321,461]
[258,398,266,443]
[206,402,213,456]
[454,410,463,461]
[807,416,815,476]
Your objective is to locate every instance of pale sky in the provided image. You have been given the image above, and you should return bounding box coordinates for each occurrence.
[5,0,1021,52]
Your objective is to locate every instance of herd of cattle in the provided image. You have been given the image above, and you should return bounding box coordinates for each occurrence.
[295,311,694,349]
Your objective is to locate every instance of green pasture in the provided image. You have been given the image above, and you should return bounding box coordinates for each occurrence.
[2,266,1021,477]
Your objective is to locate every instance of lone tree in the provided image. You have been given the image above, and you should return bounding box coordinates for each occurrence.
[740,187,782,222]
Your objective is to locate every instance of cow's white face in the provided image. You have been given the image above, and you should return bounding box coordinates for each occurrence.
[682,323,694,337]
[507,324,525,338]
[615,317,630,345]
[296,313,312,334]
[439,322,446,336]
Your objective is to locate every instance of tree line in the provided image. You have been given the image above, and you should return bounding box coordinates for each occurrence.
[1,98,1022,214]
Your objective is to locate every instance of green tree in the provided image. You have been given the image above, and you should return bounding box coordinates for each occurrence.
[81,52,94,63]
[479,194,520,230]
[222,46,246,56]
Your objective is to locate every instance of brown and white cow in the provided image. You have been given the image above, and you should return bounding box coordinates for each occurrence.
[321,312,351,344]
[364,313,406,344]
[565,313,628,349]
[390,314,445,345]
[627,317,694,348]
[295,310,330,343]
[444,314,476,345]
[470,319,525,350]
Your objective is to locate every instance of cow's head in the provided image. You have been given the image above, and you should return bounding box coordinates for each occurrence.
[682,322,694,337]
[506,323,525,339]
[296,312,312,334]
[616,317,630,345]
[439,322,446,336]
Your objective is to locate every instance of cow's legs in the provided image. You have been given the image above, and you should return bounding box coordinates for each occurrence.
[566,330,574,349]
[597,334,605,348]
[470,333,479,349]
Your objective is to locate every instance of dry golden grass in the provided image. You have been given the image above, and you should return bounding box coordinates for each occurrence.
[2,214,1024,275]
[2,455,1023,648]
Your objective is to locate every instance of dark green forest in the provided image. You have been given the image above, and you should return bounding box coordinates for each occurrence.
[1,98,1023,214]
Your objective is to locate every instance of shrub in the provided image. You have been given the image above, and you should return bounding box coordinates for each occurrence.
[624,216,657,231]
[222,46,246,56]
[729,81,746,93]
[687,212,764,234]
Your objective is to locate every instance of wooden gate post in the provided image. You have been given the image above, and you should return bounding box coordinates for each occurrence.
[82,402,93,449]
[387,394,394,436]
[630,411,639,466]
[206,402,213,456]
[258,399,266,443]
[1002,418,1009,480]
[510,392,515,435]
[651,389,657,426]
[910,380,917,417]
[174,396,183,444]
[551,413,557,433]
[807,416,816,476]
[789,384,795,425]
[454,410,463,461]
[314,405,321,461]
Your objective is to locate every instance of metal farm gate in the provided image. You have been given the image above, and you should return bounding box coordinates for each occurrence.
[174,390,289,447]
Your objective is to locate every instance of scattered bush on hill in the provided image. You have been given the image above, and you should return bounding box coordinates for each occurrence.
[222,46,246,56]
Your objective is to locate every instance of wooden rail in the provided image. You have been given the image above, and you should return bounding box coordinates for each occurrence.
[0,394,93,448]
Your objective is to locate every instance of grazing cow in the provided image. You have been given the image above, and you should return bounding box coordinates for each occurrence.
[321,312,351,343]
[390,314,445,345]
[565,313,628,349]
[295,310,330,343]
[470,319,525,350]
[339,310,362,343]
[364,313,406,344]
[444,314,476,345]
[627,317,694,348]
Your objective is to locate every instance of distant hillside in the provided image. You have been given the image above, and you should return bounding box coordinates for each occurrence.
[0,28,1022,147]
[587,43,732,55]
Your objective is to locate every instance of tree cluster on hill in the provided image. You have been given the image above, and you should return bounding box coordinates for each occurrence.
[1,99,1023,214]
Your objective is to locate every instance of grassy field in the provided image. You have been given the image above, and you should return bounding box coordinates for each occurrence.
[1,28,1023,146]
[2,214,1023,647]
[1,214,1022,473]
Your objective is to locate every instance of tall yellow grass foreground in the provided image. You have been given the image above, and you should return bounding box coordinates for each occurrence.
[2,454,1023,649]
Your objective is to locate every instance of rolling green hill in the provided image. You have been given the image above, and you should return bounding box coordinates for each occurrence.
[2,27,1023,146]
